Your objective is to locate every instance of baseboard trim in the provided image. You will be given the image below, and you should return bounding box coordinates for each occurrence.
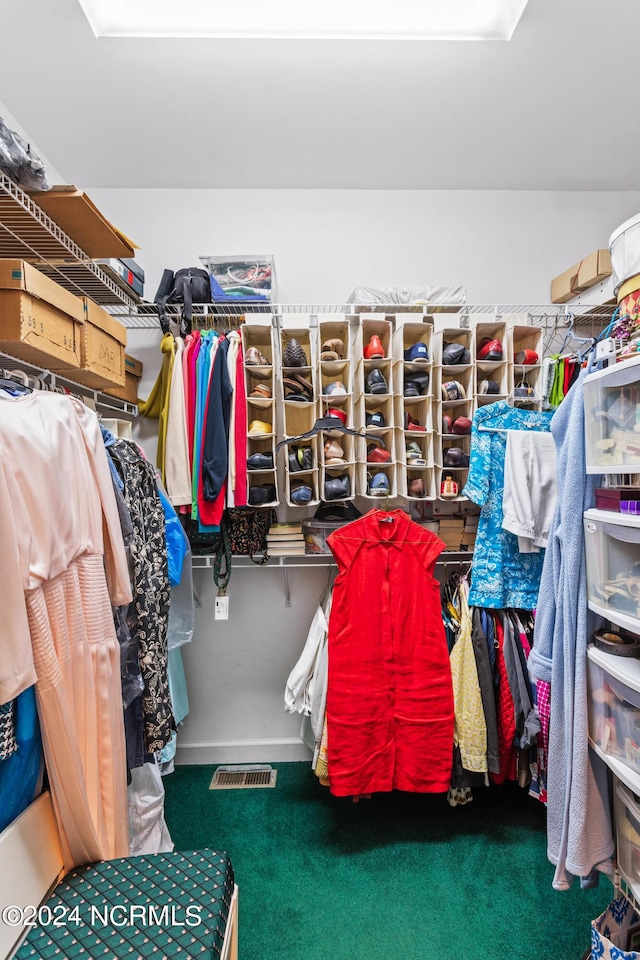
[175,738,312,765]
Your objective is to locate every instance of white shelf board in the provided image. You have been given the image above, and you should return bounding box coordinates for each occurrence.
[585,507,640,529]
[588,599,640,637]
[590,738,640,796]
[588,643,640,692]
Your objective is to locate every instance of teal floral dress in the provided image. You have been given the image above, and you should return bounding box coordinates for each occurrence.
[463,401,554,609]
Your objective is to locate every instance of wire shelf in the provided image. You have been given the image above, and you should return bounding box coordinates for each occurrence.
[0,173,135,307]
[106,300,619,330]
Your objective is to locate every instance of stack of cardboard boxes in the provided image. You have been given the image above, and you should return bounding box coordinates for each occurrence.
[0,259,141,400]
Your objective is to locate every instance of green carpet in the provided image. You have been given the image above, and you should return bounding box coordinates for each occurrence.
[164,762,609,960]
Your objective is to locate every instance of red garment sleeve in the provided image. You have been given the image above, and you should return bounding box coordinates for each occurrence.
[233,342,248,507]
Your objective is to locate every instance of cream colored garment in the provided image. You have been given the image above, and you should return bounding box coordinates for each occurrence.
[226,333,240,508]
[449,581,487,774]
[0,391,132,869]
[502,430,558,553]
[165,336,192,506]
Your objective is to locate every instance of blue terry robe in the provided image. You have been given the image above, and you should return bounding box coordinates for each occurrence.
[528,370,613,889]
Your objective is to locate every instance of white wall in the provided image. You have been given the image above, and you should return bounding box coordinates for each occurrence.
[89,187,640,306]
[91,186,640,765]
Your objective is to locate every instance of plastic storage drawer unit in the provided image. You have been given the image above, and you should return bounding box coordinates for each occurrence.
[615,780,640,902]
[588,649,640,775]
[584,355,640,473]
[584,508,640,633]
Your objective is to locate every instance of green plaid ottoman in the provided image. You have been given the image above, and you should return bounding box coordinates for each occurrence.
[15,849,234,959]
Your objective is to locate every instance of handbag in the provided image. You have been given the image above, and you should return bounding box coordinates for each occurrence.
[225,507,274,565]
[154,267,212,335]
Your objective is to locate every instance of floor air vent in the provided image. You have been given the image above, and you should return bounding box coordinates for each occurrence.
[209,764,277,790]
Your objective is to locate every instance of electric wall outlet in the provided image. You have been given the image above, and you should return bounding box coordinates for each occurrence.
[215,596,229,620]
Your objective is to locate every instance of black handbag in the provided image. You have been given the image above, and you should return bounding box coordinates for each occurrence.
[155,267,212,335]
[225,507,274,564]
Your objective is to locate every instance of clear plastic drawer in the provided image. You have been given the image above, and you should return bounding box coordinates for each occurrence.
[588,654,640,774]
[615,780,640,901]
[584,509,640,632]
[584,355,640,473]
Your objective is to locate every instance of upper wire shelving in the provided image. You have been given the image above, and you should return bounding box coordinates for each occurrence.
[0,172,136,308]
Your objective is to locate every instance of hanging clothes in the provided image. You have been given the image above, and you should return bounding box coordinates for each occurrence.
[107,439,175,757]
[164,336,192,506]
[326,509,454,797]
[528,371,614,889]
[138,332,175,483]
[449,580,487,776]
[463,402,553,609]
[502,430,558,553]
[0,391,131,868]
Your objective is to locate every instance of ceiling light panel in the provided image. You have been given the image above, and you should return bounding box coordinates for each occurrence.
[76,0,530,40]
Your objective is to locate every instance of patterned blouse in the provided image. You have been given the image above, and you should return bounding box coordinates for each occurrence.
[463,402,554,610]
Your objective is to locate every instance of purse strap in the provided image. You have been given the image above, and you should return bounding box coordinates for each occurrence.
[213,516,232,594]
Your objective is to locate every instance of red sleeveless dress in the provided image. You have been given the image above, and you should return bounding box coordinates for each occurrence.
[326,509,454,797]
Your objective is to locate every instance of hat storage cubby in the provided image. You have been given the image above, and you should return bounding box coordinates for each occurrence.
[361,461,397,502]
[435,466,469,503]
[283,435,320,508]
[433,328,475,371]
[474,319,508,406]
[506,325,543,409]
[243,323,278,505]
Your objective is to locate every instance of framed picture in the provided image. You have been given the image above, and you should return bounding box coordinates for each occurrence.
[626,920,640,951]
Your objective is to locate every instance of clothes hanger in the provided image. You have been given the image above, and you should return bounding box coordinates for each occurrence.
[275,414,383,451]
[0,370,32,395]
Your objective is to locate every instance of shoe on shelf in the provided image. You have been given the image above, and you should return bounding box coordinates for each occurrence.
[324,439,345,460]
[368,472,390,497]
[513,382,535,398]
[289,372,314,396]
[249,383,272,399]
[404,372,430,396]
[366,411,386,429]
[404,341,429,364]
[405,413,427,432]
[245,346,269,366]
[323,381,347,397]
[248,420,272,436]
[321,338,344,360]
[367,443,391,464]
[477,337,503,361]
[441,380,466,401]
[249,483,277,505]
[283,377,304,396]
[366,368,388,395]
[364,334,385,360]
[478,379,500,395]
[406,441,426,466]
[282,338,308,367]
[247,452,274,470]
[324,474,351,501]
[452,416,472,435]
[290,481,313,505]
[441,414,453,434]
[443,447,470,467]
[442,342,471,365]
[326,407,348,425]
[408,478,425,497]
[515,349,539,365]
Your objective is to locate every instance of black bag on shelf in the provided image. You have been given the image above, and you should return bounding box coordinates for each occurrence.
[155,267,211,335]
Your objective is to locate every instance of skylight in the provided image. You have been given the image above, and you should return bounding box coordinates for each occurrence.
[76,0,531,41]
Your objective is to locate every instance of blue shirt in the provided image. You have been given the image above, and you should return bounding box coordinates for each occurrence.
[463,402,554,610]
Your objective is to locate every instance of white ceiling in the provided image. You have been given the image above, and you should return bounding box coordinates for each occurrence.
[0,0,638,191]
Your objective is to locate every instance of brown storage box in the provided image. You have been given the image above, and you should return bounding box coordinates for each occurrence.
[551,262,581,304]
[575,250,612,292]
[0,259,84,369]
[27,187,137,259]
[105,354,143,404]
[70,299,127,389]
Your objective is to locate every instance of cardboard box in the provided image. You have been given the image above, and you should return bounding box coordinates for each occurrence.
[575,250,612,292]
[27,186,137,259]
[0,259,84,369]
[105,354,143,404]
[551,262,581,303]
[60,299,127,389]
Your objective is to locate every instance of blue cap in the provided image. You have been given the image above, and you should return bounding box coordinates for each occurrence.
[404,342,429,363]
